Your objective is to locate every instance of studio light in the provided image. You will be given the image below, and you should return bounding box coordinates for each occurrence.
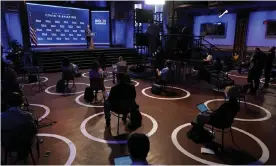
[218,10,228,18]
[145,0,165,5]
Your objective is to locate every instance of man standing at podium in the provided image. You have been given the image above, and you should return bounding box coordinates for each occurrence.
[85,25,92,48]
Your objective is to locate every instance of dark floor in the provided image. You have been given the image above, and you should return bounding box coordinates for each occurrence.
[4,69,276,165]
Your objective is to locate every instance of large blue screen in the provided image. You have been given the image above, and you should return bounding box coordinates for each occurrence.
[26,3,89,46]
[91,11,110,45]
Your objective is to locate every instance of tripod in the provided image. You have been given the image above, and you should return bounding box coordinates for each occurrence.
[23,96,56,128]
[30,66,47,92]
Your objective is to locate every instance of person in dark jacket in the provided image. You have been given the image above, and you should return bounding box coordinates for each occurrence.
[153,47,164,70]
[104,73,141,129]
[98,53,106,71]
[1,92,38,155]
[264,46,275,88]
[194,86,240,128]
[2,64,21,95]
[247,48,266,94]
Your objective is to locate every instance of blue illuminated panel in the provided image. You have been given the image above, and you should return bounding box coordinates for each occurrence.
[247,10,276,47]
[26,3,89,46]
[91,11,110,45]
[193,14,236,46]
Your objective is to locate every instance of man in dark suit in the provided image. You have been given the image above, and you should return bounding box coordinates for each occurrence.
[85,25,92,48]
[248,48,266,94]
[104,73,141,129]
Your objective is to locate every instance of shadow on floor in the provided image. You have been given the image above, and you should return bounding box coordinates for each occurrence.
[204,142,259,165]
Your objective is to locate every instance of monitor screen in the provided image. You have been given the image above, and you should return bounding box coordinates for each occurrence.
[136,9,153,23]
[265,20,276,38]
[200,22,227,38]
[91,11,110,45]
[114,156,132,165]
[26,3,89,46]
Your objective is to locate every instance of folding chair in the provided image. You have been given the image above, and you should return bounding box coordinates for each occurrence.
[62,70,76,92]
[90,77,106,102]
[207,114,236,152]
[109,100,132,135]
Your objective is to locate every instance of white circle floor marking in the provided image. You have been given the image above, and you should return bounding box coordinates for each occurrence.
[37,133,76,165]
[80,112,158,144]
[29,104,50,121]
[82,71,112,78]
[45,83,89,95]
[17,76,49,85]
[212,88,225,93]
[171,123,269,165]
[104,79,140,88]
[204,99,271,122]
[226,73,247,79]
[141,86,191,100]
[226,72,267,82]
[260,78,276,86]
[82,72,89,78]
[75,92,109,108]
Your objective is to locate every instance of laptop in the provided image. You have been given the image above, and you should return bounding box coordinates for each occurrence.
[196,103,209,113]
[114,155,132,165]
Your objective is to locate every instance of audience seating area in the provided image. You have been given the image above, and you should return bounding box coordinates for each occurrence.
[2,42,276,165]
[1,59,275,164]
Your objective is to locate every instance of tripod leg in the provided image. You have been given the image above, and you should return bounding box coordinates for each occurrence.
[36,137,40,158]
[30,149,36,165]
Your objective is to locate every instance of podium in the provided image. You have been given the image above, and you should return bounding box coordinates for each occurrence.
[89,37,94,49]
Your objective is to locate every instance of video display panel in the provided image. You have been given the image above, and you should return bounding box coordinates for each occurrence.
[26,3,89,45]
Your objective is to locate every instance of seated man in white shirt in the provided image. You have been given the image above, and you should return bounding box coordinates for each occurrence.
[156,60,173,85]
[113,56,128,83]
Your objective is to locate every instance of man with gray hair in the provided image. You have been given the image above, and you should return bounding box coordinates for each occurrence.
[193,86,240,128]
